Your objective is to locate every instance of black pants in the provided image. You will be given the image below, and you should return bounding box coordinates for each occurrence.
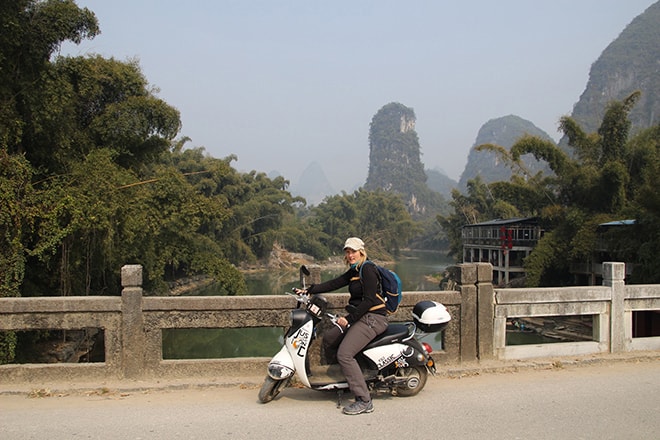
[323,312,388,402]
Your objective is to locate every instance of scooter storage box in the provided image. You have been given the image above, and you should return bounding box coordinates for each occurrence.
[412,301,451,333]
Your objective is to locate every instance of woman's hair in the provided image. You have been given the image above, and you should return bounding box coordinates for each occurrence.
[344,249,367,266]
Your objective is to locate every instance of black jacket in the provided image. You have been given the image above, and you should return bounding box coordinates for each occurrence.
[306,261,386,325]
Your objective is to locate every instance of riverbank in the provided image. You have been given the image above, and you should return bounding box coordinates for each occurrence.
[241,243,346,273]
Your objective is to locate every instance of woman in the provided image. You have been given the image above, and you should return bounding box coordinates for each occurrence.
[299,237,388,415]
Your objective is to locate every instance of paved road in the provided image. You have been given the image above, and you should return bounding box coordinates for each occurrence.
[1,359,658,440]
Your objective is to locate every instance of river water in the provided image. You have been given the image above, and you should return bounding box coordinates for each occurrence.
[194,249,454,296]
[162,250,455,359]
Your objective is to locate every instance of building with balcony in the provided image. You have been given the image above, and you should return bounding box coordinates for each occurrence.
[462,217,543,287]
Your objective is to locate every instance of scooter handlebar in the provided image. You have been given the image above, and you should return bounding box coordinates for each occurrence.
[285,289,310,304]
[285,289,347,332]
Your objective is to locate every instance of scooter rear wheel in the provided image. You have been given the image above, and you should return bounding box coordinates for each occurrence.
[394,366,428,397]
[258,376,289,403]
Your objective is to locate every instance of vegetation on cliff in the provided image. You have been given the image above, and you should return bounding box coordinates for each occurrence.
[569,1,660,135]
[364,102,447,220]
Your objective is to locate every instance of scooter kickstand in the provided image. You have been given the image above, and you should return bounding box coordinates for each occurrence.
[336,390,344,409]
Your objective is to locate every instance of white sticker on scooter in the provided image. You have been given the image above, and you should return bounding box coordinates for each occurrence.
[363,343,410,369]
[291,327,311,358]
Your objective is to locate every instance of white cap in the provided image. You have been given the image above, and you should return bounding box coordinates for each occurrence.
[343,237,365,251]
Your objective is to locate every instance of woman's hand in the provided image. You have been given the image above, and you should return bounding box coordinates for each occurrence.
[293,288,308,295]
[337,316,349,328]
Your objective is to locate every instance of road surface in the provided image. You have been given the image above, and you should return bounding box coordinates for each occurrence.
[1,359,658,439]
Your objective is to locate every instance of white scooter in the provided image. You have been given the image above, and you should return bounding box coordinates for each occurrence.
[258,284,451,405]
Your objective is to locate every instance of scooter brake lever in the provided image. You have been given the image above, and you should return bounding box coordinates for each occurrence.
[327,313,347,333]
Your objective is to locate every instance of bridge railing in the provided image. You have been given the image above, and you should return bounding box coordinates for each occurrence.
[0,262,658,384]
[491,262,660,360]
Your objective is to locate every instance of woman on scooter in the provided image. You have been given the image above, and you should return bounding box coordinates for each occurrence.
[297,237,388,415]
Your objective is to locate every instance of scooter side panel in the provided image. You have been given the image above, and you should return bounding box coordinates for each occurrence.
[362,343,416,370]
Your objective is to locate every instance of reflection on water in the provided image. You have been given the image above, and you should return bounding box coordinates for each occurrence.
[244,270,311,296]
[392,250,455,292]
[164,250,456,359]
[162,327,284,359]
[506,331,561,345]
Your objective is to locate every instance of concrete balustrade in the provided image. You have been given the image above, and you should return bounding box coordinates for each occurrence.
[1,262,659,384]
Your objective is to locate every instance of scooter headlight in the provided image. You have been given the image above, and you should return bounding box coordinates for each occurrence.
[267,362,294,380]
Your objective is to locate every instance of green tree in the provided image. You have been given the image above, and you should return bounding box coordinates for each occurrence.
[167,144,306,272]
[438,176,521,259]
[121,162,243,294]
[309,189,417,259]
[0,0,99,149]
[0,0,100,299]
[0,150,36,298]
[0,1,247,298]
[24,55,181,174]
[173,148,303,266]
[442,92,660,285]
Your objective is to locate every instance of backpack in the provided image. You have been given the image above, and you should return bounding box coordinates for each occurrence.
[359,260,403,315]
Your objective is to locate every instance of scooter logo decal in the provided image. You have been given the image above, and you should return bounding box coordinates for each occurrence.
[376,351,403,369]
[292,328,310,357]
[395,357,410,368]
[394,346,414,367]
[374,345,415,369]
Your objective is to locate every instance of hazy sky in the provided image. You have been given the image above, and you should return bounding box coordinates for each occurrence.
[62,0,656,192]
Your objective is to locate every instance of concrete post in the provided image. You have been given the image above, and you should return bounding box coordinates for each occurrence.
[476,263,495,360]
[457,263,478,362]
[603,262,626,353]
[121,265,145,379]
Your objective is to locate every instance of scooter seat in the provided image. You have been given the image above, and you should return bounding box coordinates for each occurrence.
[364,324,410,349]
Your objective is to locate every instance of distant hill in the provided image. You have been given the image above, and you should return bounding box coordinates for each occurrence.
[426,168,457,198]
[458,115,555,190]
[289,161,335,206]
[567,1,660,139]
[365,103,426,193]
[365,102,433,214]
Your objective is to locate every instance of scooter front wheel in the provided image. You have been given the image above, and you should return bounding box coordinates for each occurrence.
[394,366,428,397]
[258,376,290,403]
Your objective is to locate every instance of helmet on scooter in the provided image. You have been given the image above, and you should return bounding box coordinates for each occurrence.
[413,301,451,333]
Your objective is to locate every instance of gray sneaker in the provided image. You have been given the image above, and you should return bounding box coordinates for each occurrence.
[342,398,374,415]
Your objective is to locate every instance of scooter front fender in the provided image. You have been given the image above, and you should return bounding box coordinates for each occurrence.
[266,345,295,380]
